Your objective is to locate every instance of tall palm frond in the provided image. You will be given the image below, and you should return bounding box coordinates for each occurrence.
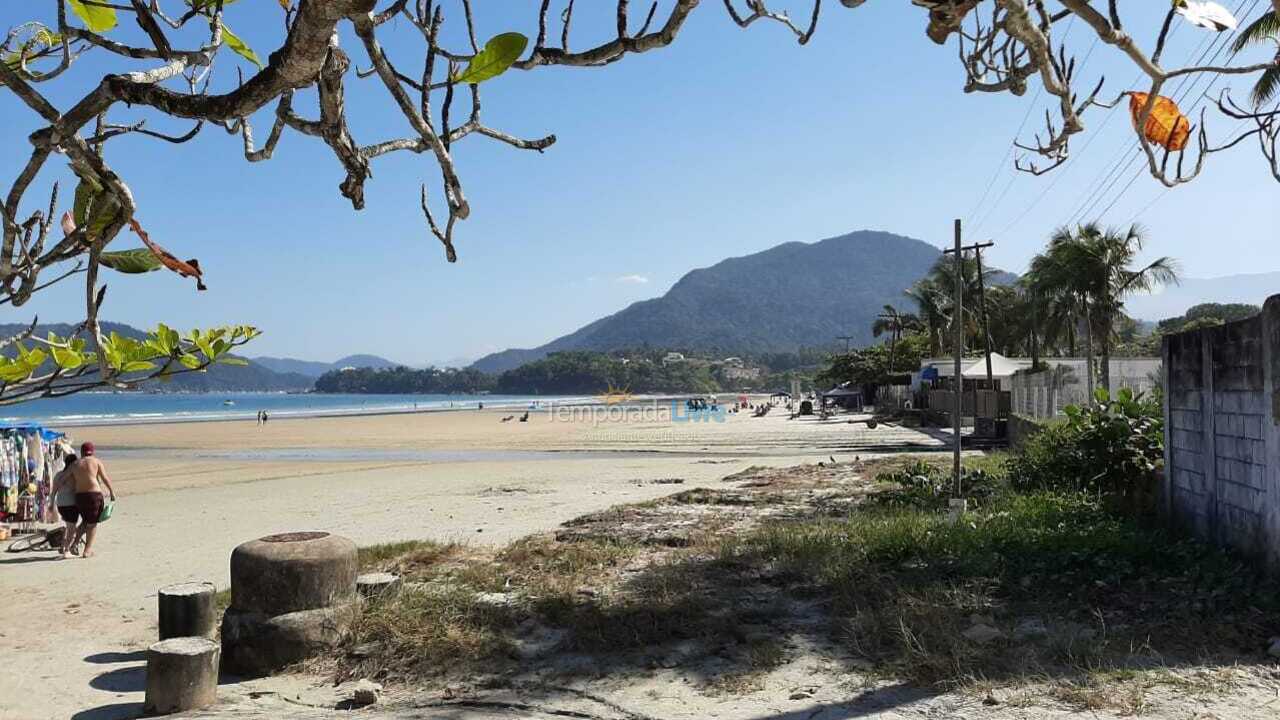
[1231,10,1280,106]
[1231,10,1279,53]
[1252,64,1280,107]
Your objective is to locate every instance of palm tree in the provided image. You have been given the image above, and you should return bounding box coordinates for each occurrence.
[1027,229,1102,395]
[872,304,921,372]
[906,278,949,356]
[1085,224,1180,390]
[1231,6,1280,107]
[919,254,996,353]
[1025,223,1179,395]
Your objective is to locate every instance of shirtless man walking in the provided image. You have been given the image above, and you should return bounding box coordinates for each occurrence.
[70,442,116,558]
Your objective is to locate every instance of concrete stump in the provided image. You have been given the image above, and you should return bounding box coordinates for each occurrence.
[357,572,402,599]
[144,637,219,715]
[158,582,216,640]
[221,532,358,677]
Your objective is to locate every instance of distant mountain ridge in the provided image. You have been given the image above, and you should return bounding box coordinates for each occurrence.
[251,354,403,378]
[472,230,1016,373]
[0,321,313,392]
[1125,272,1280,321]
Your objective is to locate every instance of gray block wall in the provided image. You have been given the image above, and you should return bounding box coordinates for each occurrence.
[1162,296,1280,567]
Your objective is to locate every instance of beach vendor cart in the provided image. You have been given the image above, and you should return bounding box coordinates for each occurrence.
[1,422,71,544]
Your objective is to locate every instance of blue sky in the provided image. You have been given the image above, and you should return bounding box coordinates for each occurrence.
[4,1,1278,365]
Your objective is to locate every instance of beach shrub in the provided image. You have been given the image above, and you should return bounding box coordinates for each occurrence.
[1007,388,1162,512]
[871,458,1003,510]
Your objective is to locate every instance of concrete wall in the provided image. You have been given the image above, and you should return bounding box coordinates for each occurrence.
[1007,413,1049,448]
[1162,297,1280,567]
[1009,358,1162,419]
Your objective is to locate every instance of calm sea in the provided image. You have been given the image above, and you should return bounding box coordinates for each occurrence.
[3,392,589,428]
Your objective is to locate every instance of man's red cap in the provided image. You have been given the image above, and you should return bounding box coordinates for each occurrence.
[80,441,95,456]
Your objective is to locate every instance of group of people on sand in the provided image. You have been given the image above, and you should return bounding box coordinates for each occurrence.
[256,410,271,426]
[47,442,116,559]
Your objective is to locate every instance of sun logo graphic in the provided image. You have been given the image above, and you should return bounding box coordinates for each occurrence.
[597,382,634,406]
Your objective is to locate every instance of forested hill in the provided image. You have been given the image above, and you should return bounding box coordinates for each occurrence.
[472,230,1015,374]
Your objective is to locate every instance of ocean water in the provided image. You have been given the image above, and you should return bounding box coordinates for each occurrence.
[2,392,589,428]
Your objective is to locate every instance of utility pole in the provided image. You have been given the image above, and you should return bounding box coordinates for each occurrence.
[941,222,994,500]
[972,242,997,389]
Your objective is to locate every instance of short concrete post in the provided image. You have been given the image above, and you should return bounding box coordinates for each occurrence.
[357,572,402,599]
[144,637,219,715]
[158,582,217,640]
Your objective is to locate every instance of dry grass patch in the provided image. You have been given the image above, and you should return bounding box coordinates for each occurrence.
[332,457,1278,714]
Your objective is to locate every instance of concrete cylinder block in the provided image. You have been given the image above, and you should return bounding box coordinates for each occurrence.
[144,637,220,715]
[229,532,357,617]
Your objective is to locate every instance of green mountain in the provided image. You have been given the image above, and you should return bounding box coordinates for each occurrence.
[472,230,1012,373]
[0,321,313,392]
[251,354,404,378]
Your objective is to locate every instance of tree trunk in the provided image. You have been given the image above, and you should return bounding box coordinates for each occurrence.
[1100,334,1112,394]
[1030,306,1041,370]
[1083,303,1096,402]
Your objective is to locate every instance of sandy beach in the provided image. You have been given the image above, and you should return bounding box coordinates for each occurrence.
[2,403,938,720]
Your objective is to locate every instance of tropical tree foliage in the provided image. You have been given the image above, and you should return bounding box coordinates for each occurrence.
[817,335,928,390]
[1231,7,1280,107]
[0,324,259,406]
[1022,223,1179,392]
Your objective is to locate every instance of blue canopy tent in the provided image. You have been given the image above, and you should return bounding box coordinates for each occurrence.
[0,422,66,442]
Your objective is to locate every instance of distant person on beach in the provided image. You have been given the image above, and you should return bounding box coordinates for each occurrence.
[261,411,269,424]
[256,410,263,426]
[69,442,116,559]
[48,454,79,557]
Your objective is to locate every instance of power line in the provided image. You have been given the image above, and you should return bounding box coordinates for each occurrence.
[966,16,1079,231]
[978,35,1105,239]
[1071,0,1260,225]
[1061,5,1245,227]
[965,86,1043,229]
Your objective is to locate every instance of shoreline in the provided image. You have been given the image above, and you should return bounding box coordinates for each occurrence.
[10,392,748,429]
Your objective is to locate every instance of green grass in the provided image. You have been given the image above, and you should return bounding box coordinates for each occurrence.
[336,463,1279,709]
[726,492,1280,687]
[358,540,443,570]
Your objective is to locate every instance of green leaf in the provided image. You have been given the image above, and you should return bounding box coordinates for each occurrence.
[51,346,85,370]
[100,248,162,274]
[72,182,92,227]
[220,24,262,68]
[218,357,249,366]
[178,353,202,370]
[0,362,32,383]
[122,360,157,373]
[85,191,121,240]
[68,0,118,32]
[24,348,47,370]
[452,32,527,85]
